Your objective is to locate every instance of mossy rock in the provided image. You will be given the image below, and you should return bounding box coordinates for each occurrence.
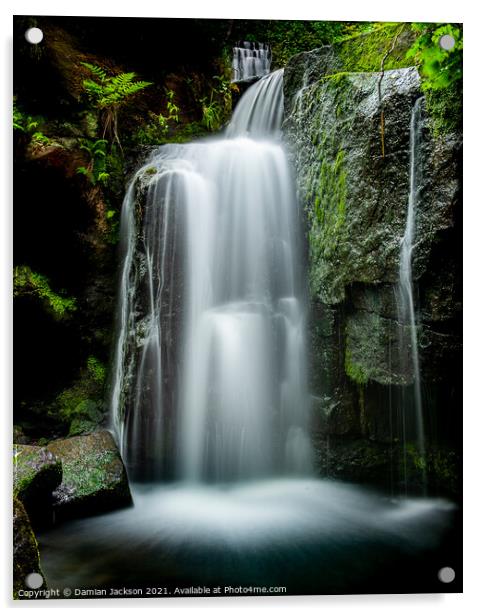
[13,425,30,444]
[13,445,62,528]
[283,23,416,103]
[68,417,101,437]
[47,430,132,521]
[65,399,104,437]
[13,497,46,599]
[46,371,106,437]
[71,399,103,423]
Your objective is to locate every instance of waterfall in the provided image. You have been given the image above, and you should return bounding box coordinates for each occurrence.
[226,69,284,138]
[111,69,313,482]
[232,42,271,82]
[397,97,426,487]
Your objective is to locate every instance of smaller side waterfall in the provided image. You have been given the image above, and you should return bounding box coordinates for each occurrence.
[232,42,271,82]
[397,97,426,488]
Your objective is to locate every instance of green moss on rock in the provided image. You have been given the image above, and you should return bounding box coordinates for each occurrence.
[87,355,106,384]
[309,148,347,298]
[13,497,46,599]
[285,67,427,305]
[47,430,132,521]
[337,23,414,73]
[13,445,62,505]
[344,349,369,386]
[283,23,416,102]
[424,81,462,137]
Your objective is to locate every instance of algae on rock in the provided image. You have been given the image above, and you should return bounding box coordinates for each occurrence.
[47,430,132,521]
[13,445,62,528]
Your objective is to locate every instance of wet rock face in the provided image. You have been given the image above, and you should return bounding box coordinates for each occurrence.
[284,67,456,305]
[47,430,132,521]
[283,51,462,482]
[13,445,62,529]
[13,497,46,599]
[115,167,187,481]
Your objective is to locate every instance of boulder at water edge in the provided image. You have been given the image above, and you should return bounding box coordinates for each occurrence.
[47,430,133,521]
[13,497,46,599]
[13,444,62,528]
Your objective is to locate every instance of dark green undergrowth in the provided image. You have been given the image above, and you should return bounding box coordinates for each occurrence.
[49,355,107,437]
[13,266,77,319]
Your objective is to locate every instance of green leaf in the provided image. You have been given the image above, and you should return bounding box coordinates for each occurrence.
[97,172,110,184]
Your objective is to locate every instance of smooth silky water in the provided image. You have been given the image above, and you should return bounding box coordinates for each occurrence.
[39,73,456,595]
[232,42,271,82]
[396,97,427,489]
[39,479,455,594]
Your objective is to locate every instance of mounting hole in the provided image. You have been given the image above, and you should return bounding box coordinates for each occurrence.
[439,34,455,51]
[25,27,44,45]
[25,572,44,589]
[438,566,455,583]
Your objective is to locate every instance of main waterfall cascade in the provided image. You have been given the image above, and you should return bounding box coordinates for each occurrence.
[396,97,427,486]
[232,42,271,82]
[111,69,313,481]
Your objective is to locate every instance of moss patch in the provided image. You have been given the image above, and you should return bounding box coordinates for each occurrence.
[424,81,462,137]
[47,431,132,521]
[86,355,106,384]
[13,445,62,503]
[13,265,77,319]
[337,23,414,73]
[344,348,369,386]
[303,77,351,301]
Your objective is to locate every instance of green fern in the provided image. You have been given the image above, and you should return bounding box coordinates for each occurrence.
[13,100,50,147]
[80,62,108,81]
[76,138,110,186]
[97,171,110,184]
[31,132,51,146]
[80,62,152,147]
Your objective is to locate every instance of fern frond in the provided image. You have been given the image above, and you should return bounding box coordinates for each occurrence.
[80,62,107,82]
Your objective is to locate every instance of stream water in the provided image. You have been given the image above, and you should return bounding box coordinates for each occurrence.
[39,479,456,595]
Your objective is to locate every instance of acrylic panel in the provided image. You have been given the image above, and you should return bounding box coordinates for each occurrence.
[13,16,462,599]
